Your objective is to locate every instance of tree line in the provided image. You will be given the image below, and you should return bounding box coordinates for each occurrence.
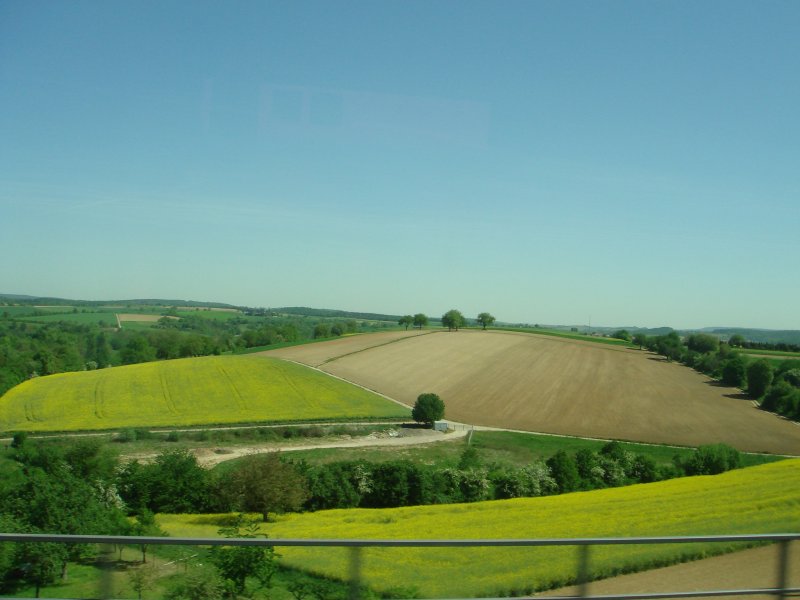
[0,432,748,596]
[115,440,744,517]
[397,310,496,331]
[634,332,800,422]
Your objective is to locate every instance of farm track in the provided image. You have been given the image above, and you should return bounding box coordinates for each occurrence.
[264,329,800,455]
[121,426,467,468]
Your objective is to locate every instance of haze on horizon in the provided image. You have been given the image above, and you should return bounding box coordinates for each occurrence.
[1,1,798,330]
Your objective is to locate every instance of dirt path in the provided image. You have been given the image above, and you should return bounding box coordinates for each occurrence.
[541,543,798,599]
[121,426,468,467]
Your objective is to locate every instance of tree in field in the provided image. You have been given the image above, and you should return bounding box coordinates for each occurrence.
[612,329,632,342]
[398,315,413,330]
[728,334,746,347]
[546,450,580,493]
[632,333,648,349]
[227,453,308,521]
[747,360,773,399]
[312,323,329,339]
[476,312,495,330]
[721,356,747,388]
[655,332,683,362]
[211,515,278,597]
[682,444,741,475]
[686,333,720,354]
[412,393,445,427]
[441,309,465,331]
[413,313,428,329]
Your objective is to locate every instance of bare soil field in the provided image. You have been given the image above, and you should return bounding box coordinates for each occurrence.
[115,313,165,322]
[265,330,800,454]
[543,544,797,599]
[262,329,430,366]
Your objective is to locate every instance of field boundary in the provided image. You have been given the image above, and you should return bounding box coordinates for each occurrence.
[319,330,436,366]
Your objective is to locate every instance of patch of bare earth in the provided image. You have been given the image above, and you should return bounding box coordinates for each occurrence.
[541,544,798,599]
[121,427,465,468]
[116,313,170,322]
[266,329,800,454]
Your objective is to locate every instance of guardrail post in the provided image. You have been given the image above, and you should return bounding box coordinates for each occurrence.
[349,546,363,600]
[577,544,590,598]
[777,540,791,600]
[98,543,114,599]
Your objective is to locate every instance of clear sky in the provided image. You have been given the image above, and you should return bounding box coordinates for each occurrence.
[1,1,798,329]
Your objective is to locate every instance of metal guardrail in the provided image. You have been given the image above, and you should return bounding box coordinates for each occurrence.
[0,533,796,599]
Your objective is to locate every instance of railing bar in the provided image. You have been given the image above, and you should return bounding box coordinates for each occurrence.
[0,533,798,547]
[777,540,791,600]
[523,589,800,600]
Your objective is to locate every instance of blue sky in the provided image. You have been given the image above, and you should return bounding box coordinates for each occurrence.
[1,1,798,329]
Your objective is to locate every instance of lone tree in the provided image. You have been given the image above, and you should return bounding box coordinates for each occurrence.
[413,313,428,329]
[476,312,495,330]
[398,315,413,330]
[227,453,309,521]
[412,393,445,427]
[612,329,631,342]
[442,309,465,331]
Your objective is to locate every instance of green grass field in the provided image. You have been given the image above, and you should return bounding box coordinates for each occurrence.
[492,325,632,346]
[160,459,800,598]
[175,309,242,320]
[735,348,800,358]
[0,356,409,433]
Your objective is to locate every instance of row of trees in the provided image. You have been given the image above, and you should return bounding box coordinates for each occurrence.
[639,332,800,421]
[115,440,744,518]
[398,310,496,331]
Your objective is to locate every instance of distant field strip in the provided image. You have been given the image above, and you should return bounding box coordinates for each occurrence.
[0,356,409,432]
[116,313,164,322]
[159,459,800,598]
[267,330,800,454]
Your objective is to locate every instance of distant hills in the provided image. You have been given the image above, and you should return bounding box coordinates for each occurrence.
[2,294,798,345]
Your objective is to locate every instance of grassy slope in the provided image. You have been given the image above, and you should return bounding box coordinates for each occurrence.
[160,459,800,598]
[0,355,409,433]
[492,325,632,346]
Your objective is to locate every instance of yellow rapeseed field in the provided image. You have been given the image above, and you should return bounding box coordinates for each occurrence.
[159,460,800,598]
[0,355,409,432]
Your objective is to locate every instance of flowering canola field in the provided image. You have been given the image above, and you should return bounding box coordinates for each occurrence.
[0,355,408,432]
[160,459,800,598]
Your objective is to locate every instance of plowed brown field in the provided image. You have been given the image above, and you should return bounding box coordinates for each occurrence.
[264,330,800,454]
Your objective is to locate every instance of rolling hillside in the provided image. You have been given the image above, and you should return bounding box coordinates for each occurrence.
[159,459,800,598]
[0,355,409,432]
[265,330,800,454]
